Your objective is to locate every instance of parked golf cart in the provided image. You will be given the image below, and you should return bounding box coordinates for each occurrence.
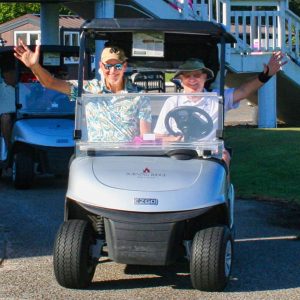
[53,18,236,291]
[0,46,91,189]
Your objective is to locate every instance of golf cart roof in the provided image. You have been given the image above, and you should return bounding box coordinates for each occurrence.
[81,18,236,44]
[0,45,82,56]
[0,45,83,70]
[0,45,91,82]
[79,18,236,81]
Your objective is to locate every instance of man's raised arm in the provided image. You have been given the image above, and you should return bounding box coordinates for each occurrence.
[14,39,71,95]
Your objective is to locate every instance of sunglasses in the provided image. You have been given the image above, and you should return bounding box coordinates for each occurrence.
[103,63,124,70]
[181,72,204,79]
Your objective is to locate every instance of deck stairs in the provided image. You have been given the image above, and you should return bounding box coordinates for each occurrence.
[132,0,300,124]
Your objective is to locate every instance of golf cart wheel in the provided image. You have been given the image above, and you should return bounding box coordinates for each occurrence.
[190,226,233,292]
[12,151,34,189]
[53,219,97,289]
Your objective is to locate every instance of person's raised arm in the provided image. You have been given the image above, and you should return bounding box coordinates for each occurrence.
[232,51,287,104]
[14,39,71,95]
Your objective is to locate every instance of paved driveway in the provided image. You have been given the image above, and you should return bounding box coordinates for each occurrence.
[1,176,300,299]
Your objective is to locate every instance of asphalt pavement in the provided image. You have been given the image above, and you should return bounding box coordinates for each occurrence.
[1,175,300,299]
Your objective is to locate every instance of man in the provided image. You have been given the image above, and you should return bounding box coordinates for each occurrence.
[154,52,287,164]
[0,65,16,151]
[14,40,151,141]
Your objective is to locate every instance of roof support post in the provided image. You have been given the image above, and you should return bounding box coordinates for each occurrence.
[94,0,115,79]
[40,3,59,45]
[258,75,277,128]
[277,0,286,53]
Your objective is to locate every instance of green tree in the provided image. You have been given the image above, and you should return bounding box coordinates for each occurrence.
[0,3,72,24]
[290,0,300,16]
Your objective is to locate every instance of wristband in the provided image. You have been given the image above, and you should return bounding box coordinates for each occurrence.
[258,66,272,83]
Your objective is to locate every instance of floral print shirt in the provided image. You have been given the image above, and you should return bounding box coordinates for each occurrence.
[68,78,151,142]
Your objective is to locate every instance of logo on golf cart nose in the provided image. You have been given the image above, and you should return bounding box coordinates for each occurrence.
[126,167,166,178]
[143,167,150,173]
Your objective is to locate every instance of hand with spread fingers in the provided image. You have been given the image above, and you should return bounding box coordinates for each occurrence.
[264,51,288,76]
[14,39,40,69]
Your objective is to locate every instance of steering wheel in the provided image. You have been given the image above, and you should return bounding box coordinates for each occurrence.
[164,106,214,141]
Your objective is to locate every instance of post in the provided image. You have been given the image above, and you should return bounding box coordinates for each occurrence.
[94,0,115,79]
[40,3,59,45]
[277,0,286,53]
[258,75,277,128]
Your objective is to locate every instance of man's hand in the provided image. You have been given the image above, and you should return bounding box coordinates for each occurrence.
[264,51,288,76]
[156,134,183,142]
[14,39,40,69]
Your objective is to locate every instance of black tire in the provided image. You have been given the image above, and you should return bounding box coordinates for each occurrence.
[190,226,233,292]
[53,219,97,289]
[12,151,34,189]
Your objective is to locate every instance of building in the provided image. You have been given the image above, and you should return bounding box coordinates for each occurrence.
[0,14,84,46]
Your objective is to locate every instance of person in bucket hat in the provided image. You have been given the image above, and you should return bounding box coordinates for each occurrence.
[14,41,151,141]
[173,58,214,81]
[154,53,287,165]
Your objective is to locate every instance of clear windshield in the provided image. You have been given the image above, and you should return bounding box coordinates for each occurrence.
[75,92,224,158]
[17,82,74,115]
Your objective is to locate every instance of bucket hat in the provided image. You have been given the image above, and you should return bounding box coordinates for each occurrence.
[174,58,214,80]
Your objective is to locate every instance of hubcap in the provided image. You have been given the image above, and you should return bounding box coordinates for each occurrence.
[12,158,16,181]
[224,239,232,277]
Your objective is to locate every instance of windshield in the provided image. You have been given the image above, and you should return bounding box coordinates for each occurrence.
[17,82,74,115]
[75,92,224,158]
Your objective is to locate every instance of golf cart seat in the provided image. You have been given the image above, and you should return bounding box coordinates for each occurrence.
[131,71,165,93]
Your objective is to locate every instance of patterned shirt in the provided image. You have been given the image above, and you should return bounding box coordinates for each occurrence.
[68,78,152,142]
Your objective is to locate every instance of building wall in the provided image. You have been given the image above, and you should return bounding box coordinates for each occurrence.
[2,23,40,46]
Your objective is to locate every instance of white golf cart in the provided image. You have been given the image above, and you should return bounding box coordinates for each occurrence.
[0,46,91,189]
[53,18,236,291]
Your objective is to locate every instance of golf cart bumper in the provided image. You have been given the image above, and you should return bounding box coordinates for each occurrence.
[67,200,216,265]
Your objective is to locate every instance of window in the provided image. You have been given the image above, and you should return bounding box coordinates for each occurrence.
[14,31,40,45]
[63,32,79,46]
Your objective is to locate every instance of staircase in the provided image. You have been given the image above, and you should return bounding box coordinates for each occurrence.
[132,0,300,124]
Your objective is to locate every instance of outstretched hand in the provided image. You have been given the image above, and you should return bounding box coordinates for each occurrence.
[14,39,40,69]
[264,51,288,76]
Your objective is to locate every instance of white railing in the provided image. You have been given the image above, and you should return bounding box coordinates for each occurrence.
[165,0,300,64]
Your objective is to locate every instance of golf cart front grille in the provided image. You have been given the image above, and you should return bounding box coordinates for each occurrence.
[105,218,184,265]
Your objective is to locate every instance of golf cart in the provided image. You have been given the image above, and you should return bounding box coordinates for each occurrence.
[53,18,236,291]
[0,46,91,189]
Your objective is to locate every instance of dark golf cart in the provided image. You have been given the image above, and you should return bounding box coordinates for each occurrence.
[53,18,236,291]
[0,45,91,189]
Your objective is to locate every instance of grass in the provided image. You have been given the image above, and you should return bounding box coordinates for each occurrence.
[165,73,174,82]
[225,127,300,205]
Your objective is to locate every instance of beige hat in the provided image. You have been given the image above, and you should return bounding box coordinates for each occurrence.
[101,46,127,63]
[174,58,214,80]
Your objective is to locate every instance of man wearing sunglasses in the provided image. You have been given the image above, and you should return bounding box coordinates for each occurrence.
[14,41,152,141]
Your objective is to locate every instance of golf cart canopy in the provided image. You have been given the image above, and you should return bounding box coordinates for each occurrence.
[81,18,236,44]
[0,45,90,81]
[79,18,236,78]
